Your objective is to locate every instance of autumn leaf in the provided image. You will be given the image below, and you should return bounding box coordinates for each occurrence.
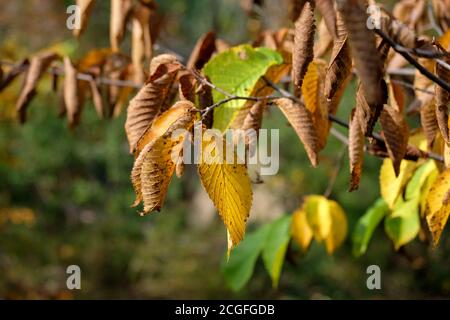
[293,0,315,89]
[380,104,409,176]
[337,0,386,135]
[198,134,253,253]
[349,108,364,191]
[63,57,83,128]
[425,168,450,247]
[16,51,58,123]
[380,158,417,209]
[0,58,29,93]
[275,98,320,167]
[325,200,348,254]
[125,54,181,154]
[435,53,450,144]
[291,208,313,252]
[304,195,331,241]
[324,10,352,103]
[110,0,133,52]
[385,197,420,250]
[316,0,337,39]
[73,0,96,38]
[131,101,196,214]
[187,31,216,70]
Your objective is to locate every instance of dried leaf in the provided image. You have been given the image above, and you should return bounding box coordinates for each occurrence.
[293,0,315,89]
[178,71,196,103]
[420,91,438,148]
[125,54,181,154]
[380,104,409,176]
[337,0,386,127]
[63,57,83,128]
[16,52,58,123]
[275,98,319,166]
[425,168,450,247]
[435,54,450,144]
[288,0,307,22]
[88,76,105,118]
[315,0,337,39]
[198,134,253,252]
[355,82,386,137]
[324,10,352,102]
[131,101,196,213]
[187,31,216,70]
[110,0,133,52]
[131,14,146,84]
[73,0,96,38]
[0,59,29,93]
[314,18,333,58]
[349,109,364,191]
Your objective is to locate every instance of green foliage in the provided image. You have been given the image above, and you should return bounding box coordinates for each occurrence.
[352,198,389,257]
[262,215,292,288]
[203,45,283,131]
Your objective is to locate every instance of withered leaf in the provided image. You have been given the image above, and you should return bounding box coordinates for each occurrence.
[275,98,319,166]
[187,31,216,70]
[314,19,333,58]
[324,10,351,102]
[88,76,105,119]
[420,94,439,148]
[125,54,181,154]
[63,57,83,128]
[380,104,409,176]
[349,108,364,191]
[0,59,29,93]
[73,0,96,38]
[288,0,307,22]
[355,81,387,137]
[315,0,337,39]
[131,101,196,214]
[110,0,133,52]
[178,71,197,103]
[435,53,450,145]
[16,52,58,123]
[337,0,386,122]
[293,0,315,90]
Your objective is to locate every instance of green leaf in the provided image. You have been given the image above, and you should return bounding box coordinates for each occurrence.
[385,197,420,250]
[262,215,293,288]
[203,45,283,131]
[352,198,389,257]
[405,160,437,201]
[221,223,271,292]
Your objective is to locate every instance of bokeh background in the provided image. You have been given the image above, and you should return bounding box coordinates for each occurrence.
[1,0,450,299]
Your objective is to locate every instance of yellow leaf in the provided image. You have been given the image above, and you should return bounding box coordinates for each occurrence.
[291,209,313,252]
[304,195,331,241]
[425,168,450,247]
[438,29,450,51]
[380,159,417,208]
[198,135,253,253]
[325,200,348,254]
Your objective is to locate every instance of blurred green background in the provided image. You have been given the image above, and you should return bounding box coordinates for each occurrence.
[1,0,450,299]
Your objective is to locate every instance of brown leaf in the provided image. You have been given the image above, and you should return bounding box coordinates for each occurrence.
[288,0,307,22]
[110,0,133,52]
[275,98,319,166]
[187,31,216,70]
[349,108,364,191]
[0,59,29,93]
[380,104,409,176]
[315,0,337,39]
[324,10,351,102]
[380,12,417,49]
[197,79,214,129]
[178,71,197,103]
[293,0,315,90]
[432,0,450,31]
[73,0,96,38]
[314,18,333,58]
[63,57,83,128]
[131,101,196,213]
[131,14,147,84]
[355,81,387,136]
[435,54,450,144]
[16,52,58,123]
[337,0,386,122]
[420,89,438,148]
[88,76,105,119]
[125,54,181,154]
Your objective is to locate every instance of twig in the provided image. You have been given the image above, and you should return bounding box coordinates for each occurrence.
[390,79,435,95]
[323,145,346,198]
[374,29,450,92]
